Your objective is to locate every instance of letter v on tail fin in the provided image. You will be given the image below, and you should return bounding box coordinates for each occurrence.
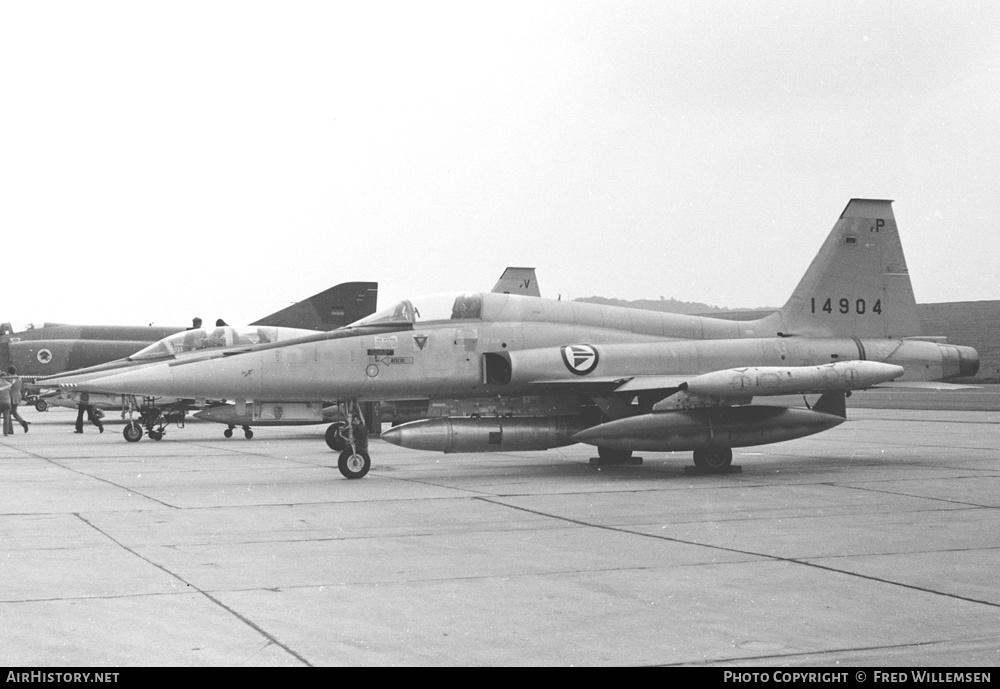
[492,267,541,297]
[756,199,921,339]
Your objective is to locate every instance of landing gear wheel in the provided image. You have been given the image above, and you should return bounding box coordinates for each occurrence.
[224,428,233,438]
[598,446,633,462]
[338,448,371,479]
[35,399,48,412]
[149,430,163,441]
[244,429,254,440]
[693,447,733,470]
[123,423,143,443]
[325,423,349,451]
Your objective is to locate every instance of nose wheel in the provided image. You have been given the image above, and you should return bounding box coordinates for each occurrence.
[123,422,143,443]
[338,448,371,479]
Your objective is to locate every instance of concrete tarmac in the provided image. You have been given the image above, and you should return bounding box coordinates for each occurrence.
[1,390,998,667]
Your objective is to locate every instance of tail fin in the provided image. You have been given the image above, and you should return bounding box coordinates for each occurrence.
[251,281,378,331]
[759,199,920,338]
[492,267,541,297]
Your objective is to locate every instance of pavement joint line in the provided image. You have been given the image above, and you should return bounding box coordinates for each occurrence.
[0,589,204,605]
[834,482,1000,509]
[1,446,183,509]
[478,497,1000,611]
[658,635,1000,667]
[73,512,314,667]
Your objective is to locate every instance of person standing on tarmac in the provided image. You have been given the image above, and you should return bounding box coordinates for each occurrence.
[3,366,29,433]
[74,392,104,434]
[0,378,12,436]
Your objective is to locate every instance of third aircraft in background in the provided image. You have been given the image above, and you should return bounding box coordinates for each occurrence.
[71,199,979,478]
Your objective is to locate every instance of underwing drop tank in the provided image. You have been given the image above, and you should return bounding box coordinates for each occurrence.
[572,403,845,453]
[679,361,903,398]
[381,417,588,453]
[193,402,342,426]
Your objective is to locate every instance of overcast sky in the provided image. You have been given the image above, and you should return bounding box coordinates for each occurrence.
[2,1,997,329]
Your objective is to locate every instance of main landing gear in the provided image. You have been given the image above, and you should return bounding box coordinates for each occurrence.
[120,397,185,442]
[325,401,370,479]
[223,425,254,439]
[686,448,741,475]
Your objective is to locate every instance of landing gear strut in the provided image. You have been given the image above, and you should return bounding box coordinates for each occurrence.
[329,401,371,479]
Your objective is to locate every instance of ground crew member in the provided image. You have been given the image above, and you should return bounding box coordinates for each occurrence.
[4,366,29,433]
[0,378,12,436]
[74,392,104,434]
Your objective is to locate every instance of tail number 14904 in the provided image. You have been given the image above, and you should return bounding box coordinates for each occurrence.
[811,297,882,315]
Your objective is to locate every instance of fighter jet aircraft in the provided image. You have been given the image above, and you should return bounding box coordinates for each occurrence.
[191,268,542,436]
[1,281,378,381]
[77,200,979,479]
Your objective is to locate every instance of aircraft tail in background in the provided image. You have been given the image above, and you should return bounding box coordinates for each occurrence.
[251,282,378,331]
[492,267,541,297]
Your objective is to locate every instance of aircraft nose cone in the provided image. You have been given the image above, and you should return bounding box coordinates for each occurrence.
[380,426,402,447]
[83,365,176,396]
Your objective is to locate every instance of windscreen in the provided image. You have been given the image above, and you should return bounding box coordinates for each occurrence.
[349,293,483,327]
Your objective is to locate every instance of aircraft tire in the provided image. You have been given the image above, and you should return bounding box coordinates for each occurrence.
[35,399,48,412]
[693,447,732,470]
[338,448,371,479]
[325,423,349,451]
[224,428,233,438]
[244,429,254,440]
[123,423,143,443]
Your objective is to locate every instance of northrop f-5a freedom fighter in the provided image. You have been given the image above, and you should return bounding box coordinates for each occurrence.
[78,200,979,479]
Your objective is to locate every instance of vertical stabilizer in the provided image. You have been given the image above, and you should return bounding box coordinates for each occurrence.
[492,267,541,297]
[764,199,920,338]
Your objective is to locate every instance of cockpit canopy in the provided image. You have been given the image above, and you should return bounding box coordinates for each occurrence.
[349,292,483,327]
[129,325,315,361]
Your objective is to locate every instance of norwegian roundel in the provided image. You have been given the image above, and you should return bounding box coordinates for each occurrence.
[561,344,599,376]
[36,348,53,365]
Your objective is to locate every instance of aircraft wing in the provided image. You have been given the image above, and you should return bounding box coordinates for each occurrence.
[524,362,905,402]
[873,381,980,391]
[522,376,638,396]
